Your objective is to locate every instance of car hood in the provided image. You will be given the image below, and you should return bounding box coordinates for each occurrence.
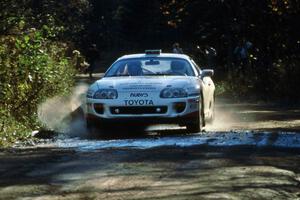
[95,76,199,91]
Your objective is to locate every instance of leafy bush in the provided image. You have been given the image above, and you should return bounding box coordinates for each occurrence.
[0,23,82,146]
[0,0,90,147]
[0,110,31,147]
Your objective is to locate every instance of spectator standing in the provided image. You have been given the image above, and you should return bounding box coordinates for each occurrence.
[87,44,100,78]
[233,39,252,74]
[172,43,184,54]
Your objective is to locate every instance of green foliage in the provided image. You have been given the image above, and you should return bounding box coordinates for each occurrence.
[0,0,89,146]
[0,27,77,146]
[0,28,76,119]
[0,0,90,40]
[0,110,32,147]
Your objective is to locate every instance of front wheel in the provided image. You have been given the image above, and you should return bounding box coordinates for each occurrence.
[186,119,201,133]
[186,101,205,133]
[86,119,101,138]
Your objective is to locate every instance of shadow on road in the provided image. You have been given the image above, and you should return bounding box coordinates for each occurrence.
[0,145,300,199]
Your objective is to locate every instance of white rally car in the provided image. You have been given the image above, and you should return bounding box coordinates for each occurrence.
[86,50,215,132]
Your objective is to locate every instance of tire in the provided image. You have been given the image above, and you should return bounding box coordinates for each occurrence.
[186,99,205,133]
[207,96,215,124]
[86,119,99,138]
[186,117,201,133]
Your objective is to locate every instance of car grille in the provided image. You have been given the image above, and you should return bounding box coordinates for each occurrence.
[110,106,168,115]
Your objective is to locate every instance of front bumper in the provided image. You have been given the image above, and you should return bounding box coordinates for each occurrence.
[85,96,200,125]
[86,111,199,126]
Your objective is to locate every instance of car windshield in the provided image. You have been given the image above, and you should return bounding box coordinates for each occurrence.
[105,57,195,77]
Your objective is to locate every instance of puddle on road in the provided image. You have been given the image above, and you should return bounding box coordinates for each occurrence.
[48,131,300,152]
[35,86,300,152]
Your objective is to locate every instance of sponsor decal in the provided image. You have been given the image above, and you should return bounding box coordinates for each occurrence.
[122,86,156,90]
[130,93,149,98]
[125,100,154,106]
[121,83,161,90]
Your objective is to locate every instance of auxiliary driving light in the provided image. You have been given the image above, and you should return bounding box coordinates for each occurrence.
[94,103,104,114]
[173,102,186,113]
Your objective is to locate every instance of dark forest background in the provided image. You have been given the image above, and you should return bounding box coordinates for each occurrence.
[0,0,299,145]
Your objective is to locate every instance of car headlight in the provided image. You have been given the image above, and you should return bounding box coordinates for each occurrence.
[93,89,118,99]
[160,88,187,98]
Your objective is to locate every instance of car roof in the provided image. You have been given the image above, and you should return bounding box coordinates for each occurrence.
[117,53,191,61]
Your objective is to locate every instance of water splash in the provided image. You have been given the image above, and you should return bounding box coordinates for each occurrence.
[37,83,88,136]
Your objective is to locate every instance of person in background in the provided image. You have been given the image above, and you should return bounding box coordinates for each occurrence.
[87,44,100,78]
[172,43,184,54]
[233,39,253,74]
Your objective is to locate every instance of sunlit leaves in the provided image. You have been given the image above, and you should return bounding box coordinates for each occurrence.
[161,0,190,28]
[269,0,298,14]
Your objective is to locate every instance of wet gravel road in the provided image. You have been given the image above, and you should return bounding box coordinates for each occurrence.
[1,75,300,200]
[1,144,300,200]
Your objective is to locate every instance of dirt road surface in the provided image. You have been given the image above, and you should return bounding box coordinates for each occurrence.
[1,75,300,200]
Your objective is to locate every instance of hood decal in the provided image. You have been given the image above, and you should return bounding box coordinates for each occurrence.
[120,82,162,90]
[97,76,197,91]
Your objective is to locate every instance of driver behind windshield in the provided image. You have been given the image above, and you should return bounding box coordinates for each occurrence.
[107,58,194,77]
[119,61,143,76]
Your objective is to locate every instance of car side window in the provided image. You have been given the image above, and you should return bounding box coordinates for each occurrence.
[190,59,201,76]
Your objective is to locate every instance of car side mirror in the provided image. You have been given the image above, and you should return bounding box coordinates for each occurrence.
[201,69,214,78]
